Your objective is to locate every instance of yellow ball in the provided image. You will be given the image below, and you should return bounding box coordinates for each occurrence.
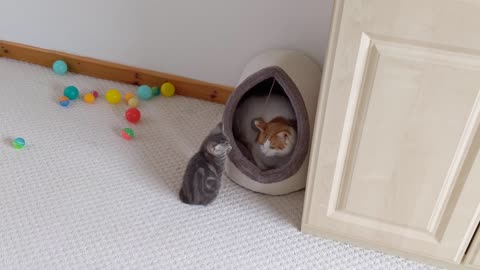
[161,82,175,97]
[105,89,121,104]
[83,93,95,104]
[124,92,135,102]
[128,97,139,108]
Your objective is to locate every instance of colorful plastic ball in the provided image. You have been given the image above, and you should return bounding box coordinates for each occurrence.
[137,85,152,100]
[124,92,135,102]
[152,86,160,96]
[59,96,70,107]
[64,85,79,100]
[12,137,26,150]
[105,89,121,104]
[121,128,135,140]
[128,97,139,108]
[161,82,175,97]
[92,91,99,98]
[52,60,68,75]
[83,93,95,104]
[125,108,141,123]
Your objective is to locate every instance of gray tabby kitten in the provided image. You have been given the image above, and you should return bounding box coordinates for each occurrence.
[179,123,232,205]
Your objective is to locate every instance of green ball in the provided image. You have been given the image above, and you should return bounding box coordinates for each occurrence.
[152,86,160,96]
[121,128,135,140]
[124,128,134,137]
[64,85,79,100]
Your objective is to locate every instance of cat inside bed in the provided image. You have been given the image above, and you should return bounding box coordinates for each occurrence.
[233,78,297,171]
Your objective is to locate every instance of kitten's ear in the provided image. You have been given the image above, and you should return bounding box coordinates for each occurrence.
[254,118,267,132]
[210,122,223,135]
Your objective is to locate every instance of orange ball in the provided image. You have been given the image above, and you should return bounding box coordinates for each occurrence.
[83,93,95,104]
[59,96,69,102]
[59,96,70,107]
[124,92,135,102]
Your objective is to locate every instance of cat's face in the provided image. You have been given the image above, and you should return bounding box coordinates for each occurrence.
[207,142,231,157]
[205,127,232,157]
[254,117,296,157]
[207,139,232,157]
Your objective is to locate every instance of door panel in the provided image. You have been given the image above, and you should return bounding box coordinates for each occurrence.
[303,0,480,263]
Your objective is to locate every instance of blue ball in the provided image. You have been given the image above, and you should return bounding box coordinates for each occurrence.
[64,86,79,100]
[52,60,68,75]
[12,137,26,149]
[137,85,152,100]
[59,100,70,107]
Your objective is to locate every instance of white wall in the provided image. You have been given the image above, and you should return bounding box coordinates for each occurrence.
[0,0,333,86]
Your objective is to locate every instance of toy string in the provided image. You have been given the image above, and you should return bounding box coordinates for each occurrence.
[261,78,276,118]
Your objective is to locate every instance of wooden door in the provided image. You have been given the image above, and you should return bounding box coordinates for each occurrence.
[303,0,480,263]
[464,230,480,268]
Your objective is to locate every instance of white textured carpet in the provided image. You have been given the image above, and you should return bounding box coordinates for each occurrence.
[0,58,440,270]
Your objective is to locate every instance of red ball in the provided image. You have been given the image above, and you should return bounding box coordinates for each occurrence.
[92,91,99,98]
[125,108,141,123]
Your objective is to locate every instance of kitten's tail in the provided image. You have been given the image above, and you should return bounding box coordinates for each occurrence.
[179,188,188,203]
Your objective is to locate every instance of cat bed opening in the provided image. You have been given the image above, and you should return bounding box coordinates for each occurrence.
[223,50,322,195]
[232,77,298,169]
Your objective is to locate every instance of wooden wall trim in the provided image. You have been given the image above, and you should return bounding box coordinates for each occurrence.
[0,40,233,104]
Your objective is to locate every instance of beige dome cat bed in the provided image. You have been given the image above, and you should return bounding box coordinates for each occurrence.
[223,50,321,195]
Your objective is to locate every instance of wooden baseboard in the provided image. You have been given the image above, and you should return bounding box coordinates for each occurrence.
[0,40,233,104]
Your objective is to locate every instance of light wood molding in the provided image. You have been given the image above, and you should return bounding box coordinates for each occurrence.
[0,40,233,104]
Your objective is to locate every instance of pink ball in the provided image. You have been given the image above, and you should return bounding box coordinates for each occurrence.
[92,91,99,98]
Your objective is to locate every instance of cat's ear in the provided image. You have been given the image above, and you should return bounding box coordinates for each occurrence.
[288,119,297,129]
[210,122,223,135]
[216,122,223,132]
[254,118,267,132]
